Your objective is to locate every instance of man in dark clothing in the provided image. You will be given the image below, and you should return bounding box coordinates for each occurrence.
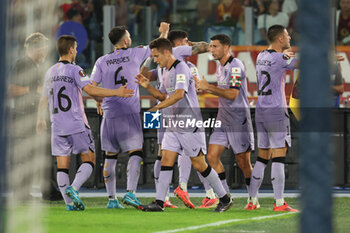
[8,32,62,201]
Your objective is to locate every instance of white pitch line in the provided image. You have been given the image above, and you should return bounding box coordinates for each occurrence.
[154,212,295,233]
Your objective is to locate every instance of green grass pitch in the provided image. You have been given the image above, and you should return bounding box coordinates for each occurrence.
[11,197,350,233]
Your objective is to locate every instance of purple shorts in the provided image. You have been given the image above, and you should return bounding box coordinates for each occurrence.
[161,131,207,157]
[256,118,291,149]
[101,113,143,153]
[209,121,254,154]
[51,128,95,156]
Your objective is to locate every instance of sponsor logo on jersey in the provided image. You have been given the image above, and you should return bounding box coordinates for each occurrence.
[217,81,227,86]
[232,67,241,75]
[176,74,186,83]
[166,87,175,93]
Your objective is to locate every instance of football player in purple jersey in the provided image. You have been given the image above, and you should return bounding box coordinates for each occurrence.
[195,34,254,209]
[90,23,169,208]
[36,35,134,211]
[136,38,232,212]
[250,25,298,212]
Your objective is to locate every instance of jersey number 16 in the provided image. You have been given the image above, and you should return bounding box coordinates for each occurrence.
[50,86,72,114]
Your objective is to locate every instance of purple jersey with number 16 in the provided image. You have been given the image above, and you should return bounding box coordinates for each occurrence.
[42,61,91,136]
[255,50,297,122]
[91,46,150,118]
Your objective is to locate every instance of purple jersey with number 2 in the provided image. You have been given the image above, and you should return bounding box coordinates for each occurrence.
[255,50,297,122]
[42,61,91,136]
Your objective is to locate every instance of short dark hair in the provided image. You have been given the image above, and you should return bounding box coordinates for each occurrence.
[56,35,76,56]
[267,25,285,43]
[168,30,188,46]
[108,26,127,45]
[24,32,48,50]
[67,9,81,20]
[210,34,231,46]
[149,38,173,53]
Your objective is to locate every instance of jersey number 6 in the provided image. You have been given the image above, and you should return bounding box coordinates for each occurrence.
[114,66,128,86]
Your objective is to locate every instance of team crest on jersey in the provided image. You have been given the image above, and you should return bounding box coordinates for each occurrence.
[176,74,186,83]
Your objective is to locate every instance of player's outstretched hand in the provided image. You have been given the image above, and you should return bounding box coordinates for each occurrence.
[115,83,134,97]
[284,50,295,58]
[147,107,158,112]
[336,55,345,61]
[195,75,210,91]
[36,119,47,134]
[96,101,104,116]
[135,74,150,89]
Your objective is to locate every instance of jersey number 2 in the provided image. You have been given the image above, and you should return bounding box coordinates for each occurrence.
[114,66,128,86]
[50,86,72,114]
[257,71,272,96]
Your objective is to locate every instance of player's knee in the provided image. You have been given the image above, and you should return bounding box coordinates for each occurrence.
[207,154,218,166]
[191,159,206,172]
[129,150,144,159]
[236,155,250,170]
[191,160,201,171]
[81,150,96,165]
[161,156,174,167]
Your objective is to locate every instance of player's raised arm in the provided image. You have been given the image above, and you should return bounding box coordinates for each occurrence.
[83,83,134,98]
[135,73,166,101]
[189,41,210,55]
[158,22,170,39]
[140,57,158,81]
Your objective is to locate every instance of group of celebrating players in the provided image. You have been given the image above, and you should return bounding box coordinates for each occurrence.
[36,21,299,213]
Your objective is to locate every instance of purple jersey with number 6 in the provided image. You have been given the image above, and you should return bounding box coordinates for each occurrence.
[91,46,150,118]
[255,50,297,122]
[42,61,91,136]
